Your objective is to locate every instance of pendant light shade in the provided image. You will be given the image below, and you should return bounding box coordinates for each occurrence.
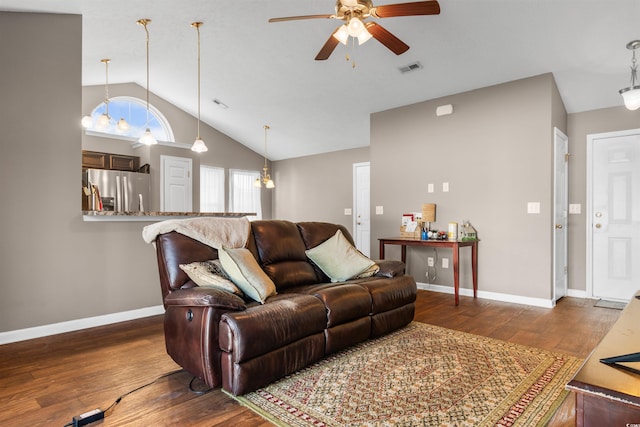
[191,137,207,153]
[620,40,640,111]
[137,18,158,145]
[191,22,208,153]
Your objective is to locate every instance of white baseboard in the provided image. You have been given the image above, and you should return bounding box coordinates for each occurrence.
[417,282,557,308]
[0,305,165,345]
[567,288,588,299]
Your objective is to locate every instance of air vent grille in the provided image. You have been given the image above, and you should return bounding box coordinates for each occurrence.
[398,61,423,74]
[213,98,229,109]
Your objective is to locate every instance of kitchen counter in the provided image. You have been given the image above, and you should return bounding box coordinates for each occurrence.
[82,211,256,222]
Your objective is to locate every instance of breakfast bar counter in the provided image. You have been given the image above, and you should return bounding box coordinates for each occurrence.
[82,211,255,222]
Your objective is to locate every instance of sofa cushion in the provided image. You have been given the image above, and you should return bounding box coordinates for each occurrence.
[219,247,276,304]
[305,229,378,282]
[251,220,320,289]
[179,260,243,296]
[297,222,355,248]
[219,294,327,362]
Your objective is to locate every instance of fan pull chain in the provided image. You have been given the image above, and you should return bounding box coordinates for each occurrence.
[349,37,356,68]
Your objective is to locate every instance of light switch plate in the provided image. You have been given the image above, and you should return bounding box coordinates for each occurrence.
[375,206,384,215]
[569,204,581,214]
[344,208,352,215]
[428,183,434,193]
[442,182,450,192]
[527,202,540,214]
[442,258,449,268]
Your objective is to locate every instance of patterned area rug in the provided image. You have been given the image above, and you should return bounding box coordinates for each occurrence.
[231,322,582,427]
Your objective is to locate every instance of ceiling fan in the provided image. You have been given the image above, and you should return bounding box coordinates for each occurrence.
[269,0,440,60]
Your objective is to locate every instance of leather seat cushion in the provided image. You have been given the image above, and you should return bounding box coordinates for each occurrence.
[219,293,327,363]
[306,284,372,327]
[355,275,417,314]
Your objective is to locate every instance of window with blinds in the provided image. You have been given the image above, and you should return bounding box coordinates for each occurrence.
[200,166,225,212]
[229,169,262,220]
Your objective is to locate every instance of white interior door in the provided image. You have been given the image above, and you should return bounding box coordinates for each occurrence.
[553,128,568,302]
[160,155,193,212]
[588,129,640,302]
[353,162,371,257]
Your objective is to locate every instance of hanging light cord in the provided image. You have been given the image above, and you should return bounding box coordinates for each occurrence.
[138,19,151,125]
[193,22,202,140]
[263,125,270,173]
[102,58,110,117]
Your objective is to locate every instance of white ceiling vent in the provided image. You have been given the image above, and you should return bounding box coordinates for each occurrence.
[213,98,229,109]
[398,61,423,74]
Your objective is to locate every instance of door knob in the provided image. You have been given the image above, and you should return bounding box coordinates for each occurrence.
[555,224,563,229]
[595,223,602,229]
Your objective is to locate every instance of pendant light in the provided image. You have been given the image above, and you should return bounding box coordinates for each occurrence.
[254,125,275,189]
[137,18,158,145]
[190,22,208,153]
[82,59,129,132]
[620,40,640,111]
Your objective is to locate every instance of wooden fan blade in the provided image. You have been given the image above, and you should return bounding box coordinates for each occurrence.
[365,22,409,55]
[371,1,440,18]
[315,30,341,60]
[269,14,334,23]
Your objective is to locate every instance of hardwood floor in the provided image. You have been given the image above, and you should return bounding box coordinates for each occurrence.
[0,291,621,426]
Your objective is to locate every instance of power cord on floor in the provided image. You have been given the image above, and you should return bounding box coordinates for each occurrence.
[64,368,189,427]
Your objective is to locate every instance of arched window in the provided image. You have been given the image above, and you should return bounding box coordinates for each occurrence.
[84,96,175,142]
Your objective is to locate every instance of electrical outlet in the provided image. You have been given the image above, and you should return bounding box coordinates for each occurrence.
[442,258,449,268]
[442,182,450,192]
[427,257,434,267]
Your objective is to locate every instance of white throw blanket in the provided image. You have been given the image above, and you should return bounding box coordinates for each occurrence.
[142,216,250,249]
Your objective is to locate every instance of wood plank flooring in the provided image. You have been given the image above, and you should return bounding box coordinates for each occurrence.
[0,291,621,426]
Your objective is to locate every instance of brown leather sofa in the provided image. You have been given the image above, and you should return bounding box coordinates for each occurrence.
[153,220,417,395]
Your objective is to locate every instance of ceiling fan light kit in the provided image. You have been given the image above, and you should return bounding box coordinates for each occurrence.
[620,40,640,111]
[269,0,440,61]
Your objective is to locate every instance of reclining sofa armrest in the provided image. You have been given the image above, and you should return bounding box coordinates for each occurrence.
[374,259,406,278]
[164,286,247,311]
[162,286,247,389]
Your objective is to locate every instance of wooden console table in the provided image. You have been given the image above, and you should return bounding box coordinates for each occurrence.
[566,291,640,426]
[378,238,478,306]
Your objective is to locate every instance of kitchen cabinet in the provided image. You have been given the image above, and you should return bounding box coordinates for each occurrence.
[82,150,140,172]
[82,151,107,169]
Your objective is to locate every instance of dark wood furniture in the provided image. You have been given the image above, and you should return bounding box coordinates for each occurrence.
[379,237,478,305]
[566,291,640,426]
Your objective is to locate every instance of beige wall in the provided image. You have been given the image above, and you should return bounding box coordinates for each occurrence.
[566,106,640,292]
[370,74,565,301]
[272,147,369,231]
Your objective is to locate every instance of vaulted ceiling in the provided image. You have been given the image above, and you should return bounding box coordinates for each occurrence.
[1,0,638,160]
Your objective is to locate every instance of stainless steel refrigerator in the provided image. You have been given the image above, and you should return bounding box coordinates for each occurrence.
[84,169,151,212]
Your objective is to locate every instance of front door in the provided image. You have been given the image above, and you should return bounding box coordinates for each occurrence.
[588,129,640,301]
[353,162,371,257]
